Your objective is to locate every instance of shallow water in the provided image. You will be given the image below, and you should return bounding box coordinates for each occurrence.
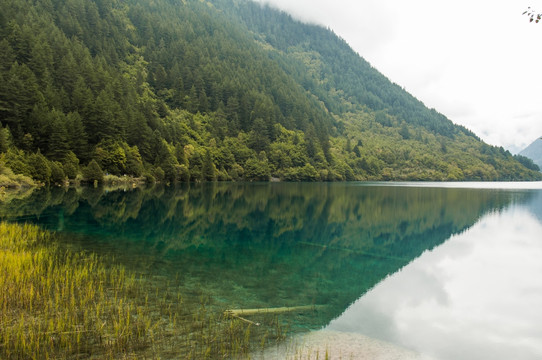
[2,182,541,358]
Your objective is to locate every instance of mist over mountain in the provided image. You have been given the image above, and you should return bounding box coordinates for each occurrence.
[1,0,540,183]
[520,138,542,170]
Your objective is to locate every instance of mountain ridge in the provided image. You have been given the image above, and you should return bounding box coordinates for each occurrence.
[0,0,540,183]
[520,137,542,170]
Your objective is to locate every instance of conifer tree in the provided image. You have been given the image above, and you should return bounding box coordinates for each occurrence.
[202,149,216,181]
[47,110,70,161]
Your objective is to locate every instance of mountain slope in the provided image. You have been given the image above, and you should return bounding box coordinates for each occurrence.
[0,0,540,183]
[222,0,466,136]
[520,138,542,170]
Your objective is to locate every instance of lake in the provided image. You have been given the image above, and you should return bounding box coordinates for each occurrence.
[2,182,542,359]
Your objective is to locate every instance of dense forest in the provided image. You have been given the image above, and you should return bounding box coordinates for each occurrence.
[0,0,540,185]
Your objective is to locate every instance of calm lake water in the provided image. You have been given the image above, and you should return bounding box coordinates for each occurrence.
[2,182,542,359]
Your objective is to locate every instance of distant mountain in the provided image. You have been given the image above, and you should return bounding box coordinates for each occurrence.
[520,138,542,170]
[0,0,541,183]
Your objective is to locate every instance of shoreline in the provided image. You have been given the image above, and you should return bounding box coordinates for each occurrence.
[255,329,429,360]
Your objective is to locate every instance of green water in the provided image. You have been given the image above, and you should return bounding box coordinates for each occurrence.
[2,182,540,358]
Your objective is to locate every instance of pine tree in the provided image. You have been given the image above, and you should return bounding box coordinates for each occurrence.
[186,85,199,113]
[202,149,216,181]
[62,151,80,180]
[47,110,70,161]
[248,118,270,153]
[0,39,15,73]
[49,161,66,185]
[0,126,11,153]
[65,112,89,161]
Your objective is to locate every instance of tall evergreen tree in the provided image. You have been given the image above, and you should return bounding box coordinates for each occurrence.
[202,149,216,181]
[46,110,69,160]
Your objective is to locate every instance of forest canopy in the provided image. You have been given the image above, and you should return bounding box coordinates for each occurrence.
[0,0,540,185]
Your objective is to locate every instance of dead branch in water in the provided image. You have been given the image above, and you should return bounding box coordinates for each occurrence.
[224,305,325,318]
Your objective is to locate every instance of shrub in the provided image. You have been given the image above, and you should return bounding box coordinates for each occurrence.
[152,166,165,183]
[49,161,66,185]
[27,152,51,184]
[82,160,104,184]
[62,151,80,180]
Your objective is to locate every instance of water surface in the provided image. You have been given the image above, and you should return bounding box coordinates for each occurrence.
[326,202,542,359]
[2,182,541,358]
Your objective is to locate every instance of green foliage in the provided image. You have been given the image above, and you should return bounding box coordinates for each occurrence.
[202,149,217,181]
[62,151,80,180]
[27,151,51,184]
[140,170,155,184]
[244,152,271,181]
[333,160,355,181]
[281,163,319,181]
[514,154,540,172]
[0,0,539,183]
[229,163,245,180]
[3,149,30,177]
[49,161,66,185]
[94,141,127,176]
[177,164,191,182]
[0,126,11,153]
[152,166,165,183]
[0,157,35,189]
[125,145,145,177]
[82,159,104,184]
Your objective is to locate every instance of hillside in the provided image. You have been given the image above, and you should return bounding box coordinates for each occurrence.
[520,138,542,170]
[0,0,540,183]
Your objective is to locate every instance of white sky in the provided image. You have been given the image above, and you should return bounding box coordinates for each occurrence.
[254,0,542,153]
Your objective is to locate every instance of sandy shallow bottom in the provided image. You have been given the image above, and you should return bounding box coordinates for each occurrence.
[254,330,433,360]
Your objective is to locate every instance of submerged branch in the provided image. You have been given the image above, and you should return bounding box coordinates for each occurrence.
[224,305,325,317]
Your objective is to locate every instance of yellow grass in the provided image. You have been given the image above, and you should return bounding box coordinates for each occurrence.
[0,222,284,359]
[0,222,152,359]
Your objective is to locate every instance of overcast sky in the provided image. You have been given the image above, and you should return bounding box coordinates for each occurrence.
[254,0,542,153]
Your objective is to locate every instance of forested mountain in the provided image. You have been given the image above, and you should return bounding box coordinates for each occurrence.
[0,0,540,184]
[520,138,542,170]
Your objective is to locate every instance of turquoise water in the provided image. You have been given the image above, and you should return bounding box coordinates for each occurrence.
[2,182,541,358]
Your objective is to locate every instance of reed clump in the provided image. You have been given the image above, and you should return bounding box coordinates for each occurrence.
[0,222,289,359]
[0,222,153,359]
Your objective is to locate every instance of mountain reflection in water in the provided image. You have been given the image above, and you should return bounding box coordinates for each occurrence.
[0,182,535,336]
[325,193,542,360]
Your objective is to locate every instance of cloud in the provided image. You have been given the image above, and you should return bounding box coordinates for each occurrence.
[255,0,396,54]
[254,0,542,151]
[325,209,542,360]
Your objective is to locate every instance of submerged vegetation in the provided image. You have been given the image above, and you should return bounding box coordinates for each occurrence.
[1,183,527,359]
[0,222,149,358]
[0,222,291,359]
[0,182,536,358]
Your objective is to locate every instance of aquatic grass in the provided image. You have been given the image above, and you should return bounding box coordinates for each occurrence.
[0,222,155,359]
[0,222,290,359]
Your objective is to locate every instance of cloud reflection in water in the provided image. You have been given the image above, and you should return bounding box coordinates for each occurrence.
[327,206,542,360]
